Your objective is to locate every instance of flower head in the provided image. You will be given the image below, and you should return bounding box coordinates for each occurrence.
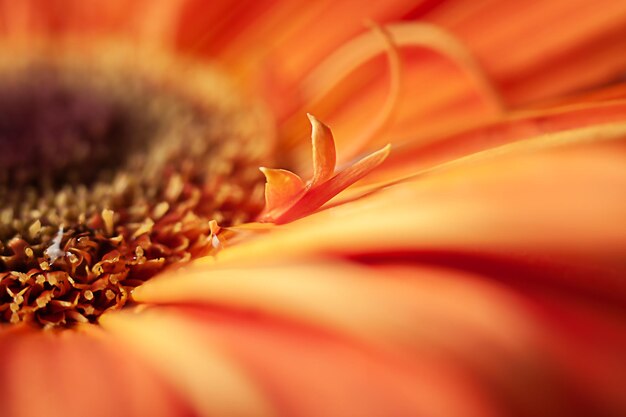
[1,1,626,417]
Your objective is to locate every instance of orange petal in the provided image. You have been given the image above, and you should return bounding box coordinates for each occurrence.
[135,261,535,357]
[308,113,336,186]
[136,261,626,415]
[126,305,500,417]
[266,1,626,163]
[300,24,404,161]
[370,98,626,183]
[272,144,391,224]
[136,260,626,416]
[259,167,305,219]
[175,0,417,82]
[259,116,391,224]
[295,22,504,158]
[218,132,626,263]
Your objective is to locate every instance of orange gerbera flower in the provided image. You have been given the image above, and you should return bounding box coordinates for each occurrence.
[1,1,625,417]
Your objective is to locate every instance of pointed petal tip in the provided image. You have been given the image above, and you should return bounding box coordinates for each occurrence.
[307,113,333,140]
[305,112,323,126]
[307,113,333,135]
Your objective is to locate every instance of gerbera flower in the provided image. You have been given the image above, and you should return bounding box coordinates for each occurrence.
[1,1,625,416]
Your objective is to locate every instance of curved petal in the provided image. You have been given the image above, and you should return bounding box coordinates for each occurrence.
[175,0,626,106]
[267,143,390,224]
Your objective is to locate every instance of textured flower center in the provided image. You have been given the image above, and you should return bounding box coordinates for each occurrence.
[0,56,272,329]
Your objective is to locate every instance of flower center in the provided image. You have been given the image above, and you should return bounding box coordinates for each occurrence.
[0,52,272,329]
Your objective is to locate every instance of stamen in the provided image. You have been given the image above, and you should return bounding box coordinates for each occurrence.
[44,226,65,264]
[0,52,272,328]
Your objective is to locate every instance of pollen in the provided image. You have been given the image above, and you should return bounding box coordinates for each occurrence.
[0,47,273,329]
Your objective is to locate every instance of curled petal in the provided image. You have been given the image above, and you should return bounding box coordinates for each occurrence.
[258,116,391,224]
[272,144,391,224]
[308,113,337,186]
[259,167,306,219]
[301,22,503,118]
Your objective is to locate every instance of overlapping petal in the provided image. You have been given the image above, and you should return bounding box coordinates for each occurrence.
[373,95,626,182]
[171,0,626,159]
[0,1,625,417]
[128,115,626,415]
[217,132,626,264]
[105,304,502,417]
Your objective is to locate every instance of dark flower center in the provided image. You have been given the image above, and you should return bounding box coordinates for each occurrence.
[0,57,272,329]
